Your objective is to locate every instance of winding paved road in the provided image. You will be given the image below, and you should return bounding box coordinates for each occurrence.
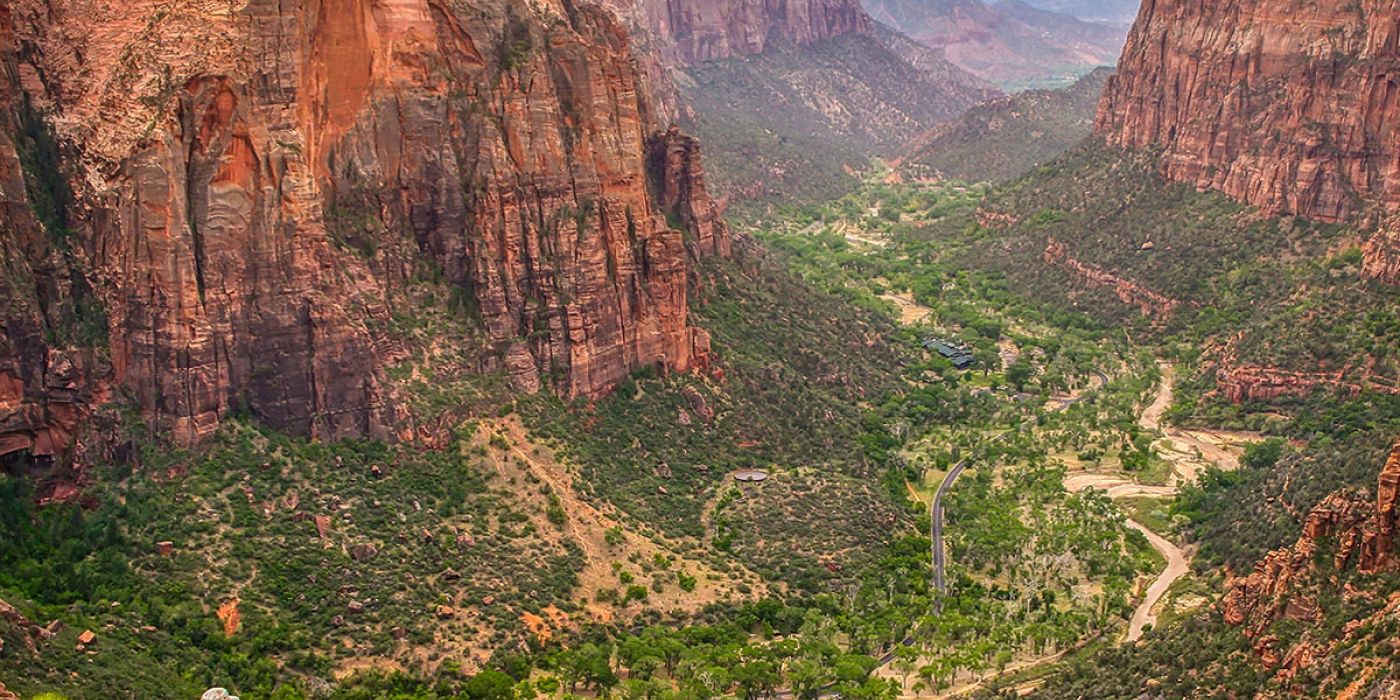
[932,369,1107,602]
[931,457,970,597]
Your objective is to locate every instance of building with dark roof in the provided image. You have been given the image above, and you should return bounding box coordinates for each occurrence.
[923,338,975,369]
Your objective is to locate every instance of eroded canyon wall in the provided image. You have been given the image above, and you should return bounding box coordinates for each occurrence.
[1097,0,1400,282]
[1,0,730,449]
[0,1,104,459]
[1222,440,1400,678]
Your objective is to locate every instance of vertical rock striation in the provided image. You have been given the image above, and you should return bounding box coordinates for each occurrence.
[0,2,106,458]
[1097,0,1400,283]
[1,0,731,449]
[649,126,733,258]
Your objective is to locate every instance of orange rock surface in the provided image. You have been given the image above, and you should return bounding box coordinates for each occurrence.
[1098,0,1400,284]
[1222,441,1400,674]
[0,0,731,450]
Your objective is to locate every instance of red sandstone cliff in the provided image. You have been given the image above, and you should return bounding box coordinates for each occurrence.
[0,0,730,450]
[1097,0,1400,283]
[0,2,109,460]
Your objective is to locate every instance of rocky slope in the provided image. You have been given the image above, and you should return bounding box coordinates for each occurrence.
[863,0,1126,88]
[681,28,997,205]
[0,0,731,451]
[1219,440,1400,693]
[609,0,875,66]
[1021,0,1140,24]
[599,0,997,207]
[1097,0,1400,283]
[894,67,1110,182]
[600,0,882,121]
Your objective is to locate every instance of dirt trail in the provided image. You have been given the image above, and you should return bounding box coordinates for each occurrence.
[1062,469,1185,641]
[1122,521,1188,641]
[1065,362,1257,643]
[1139,362,1257,483]
[488,419,764,615]
[1045,370,1108,411]
[832,221,889,249]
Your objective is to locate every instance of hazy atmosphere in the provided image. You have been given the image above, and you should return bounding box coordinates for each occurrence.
[1,0,1397,698]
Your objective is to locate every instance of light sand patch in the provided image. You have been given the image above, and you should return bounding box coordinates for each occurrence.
[882,292,932,326]
[485,418,765,616]
[334,656,407,681]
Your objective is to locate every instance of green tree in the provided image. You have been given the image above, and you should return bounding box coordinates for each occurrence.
[466,669,518,700]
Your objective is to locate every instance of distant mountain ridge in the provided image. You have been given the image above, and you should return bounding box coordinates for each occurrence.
[608,0,876,65]
[682,29,999,204]
[604,0,1000,207]
[1018,0,1140,24]
[862,0,1126,89]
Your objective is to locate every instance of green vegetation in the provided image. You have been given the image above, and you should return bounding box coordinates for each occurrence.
[1173,416,1398,570]
[5,109,1397,700]
[682,33,987,214]
[1,422,583,698]
[950,142,1398,388]
[521,254,912,587]
[900,69,1109,183]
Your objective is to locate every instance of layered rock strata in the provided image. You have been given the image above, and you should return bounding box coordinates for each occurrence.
[1098,0,1400,284]
[1,0,731,449]
[607,0,874,66]
[1042,239,1183,318]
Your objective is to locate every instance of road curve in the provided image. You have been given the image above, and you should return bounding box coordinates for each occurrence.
[933,369,1107,603]
[931,457,970,597]
[1123,519,1188,641]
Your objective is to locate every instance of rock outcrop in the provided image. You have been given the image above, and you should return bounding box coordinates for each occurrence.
[1362,224,1400,285]
[649,127,733,258]
[1222,440,1400,677]
[1042,239,1183,318]
[2,0,731,449]
[1098,0,1400,233]
[1212,334,1400,403]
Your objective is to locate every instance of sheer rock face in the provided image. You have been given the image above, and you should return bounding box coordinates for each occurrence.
[0,3,106,459]
[610,0,874,66]
[1099,0,1400,220]
[2,0,729,448]
[649,127,733,258]
[1222,441,1400,673]
[1098,0,1400,265]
